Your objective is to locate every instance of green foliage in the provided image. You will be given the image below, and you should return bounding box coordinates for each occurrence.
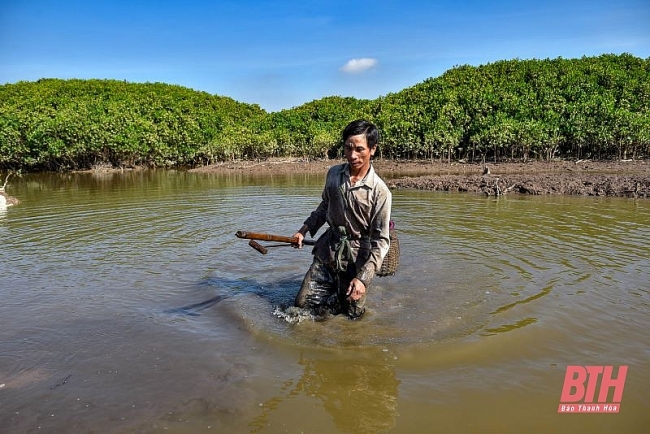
[1,53,649,171]
[0,79,265,170]
[372,53,650,162]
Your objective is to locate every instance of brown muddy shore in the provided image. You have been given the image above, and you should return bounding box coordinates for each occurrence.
[191,158,650,198]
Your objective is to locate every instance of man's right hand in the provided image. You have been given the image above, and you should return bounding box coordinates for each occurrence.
[292,232,304,248]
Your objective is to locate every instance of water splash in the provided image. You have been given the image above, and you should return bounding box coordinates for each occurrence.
[272,305,320,324]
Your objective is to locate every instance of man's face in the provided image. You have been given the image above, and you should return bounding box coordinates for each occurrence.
[344,134,375,174]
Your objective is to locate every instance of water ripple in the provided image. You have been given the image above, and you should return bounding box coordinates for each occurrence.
[2,175,648,350]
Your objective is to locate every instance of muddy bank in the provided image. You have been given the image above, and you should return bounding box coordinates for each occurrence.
[385,160,649,198]
[389,172,649,198]
[191,158,650,198]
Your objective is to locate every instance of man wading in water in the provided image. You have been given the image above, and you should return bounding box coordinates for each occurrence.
[292,120,392,319]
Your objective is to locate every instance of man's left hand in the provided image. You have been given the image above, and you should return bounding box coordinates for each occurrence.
[346,278,366,301]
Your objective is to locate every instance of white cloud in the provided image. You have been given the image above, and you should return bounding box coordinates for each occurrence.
[340,58,378,73]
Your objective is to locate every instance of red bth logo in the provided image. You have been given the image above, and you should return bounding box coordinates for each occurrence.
[558,366,627,413]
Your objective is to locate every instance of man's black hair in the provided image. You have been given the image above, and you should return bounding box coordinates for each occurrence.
[342,120,379,148]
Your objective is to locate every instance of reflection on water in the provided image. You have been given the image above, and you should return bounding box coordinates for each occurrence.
[249,354,400,434]
[0,169,649,433]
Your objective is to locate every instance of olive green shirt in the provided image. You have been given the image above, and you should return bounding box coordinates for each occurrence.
[303,163,392,286]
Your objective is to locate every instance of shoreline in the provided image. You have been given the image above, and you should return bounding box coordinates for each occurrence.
[190,158,649,198]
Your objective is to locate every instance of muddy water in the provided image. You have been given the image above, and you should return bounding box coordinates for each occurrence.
[0,170,648,433]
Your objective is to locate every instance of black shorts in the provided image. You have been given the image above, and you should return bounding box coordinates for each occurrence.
[294,257,366,319]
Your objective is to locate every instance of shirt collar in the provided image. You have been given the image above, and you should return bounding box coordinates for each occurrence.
[342,163,377,187]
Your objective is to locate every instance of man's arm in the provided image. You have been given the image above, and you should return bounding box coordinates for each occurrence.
[293,167,334,246]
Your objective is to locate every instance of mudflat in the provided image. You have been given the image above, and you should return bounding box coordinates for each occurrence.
[191,158,650,198]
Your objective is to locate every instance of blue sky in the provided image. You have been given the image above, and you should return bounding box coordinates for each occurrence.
[1,0,648,112]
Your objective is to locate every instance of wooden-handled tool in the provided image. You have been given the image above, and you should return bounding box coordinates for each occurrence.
[236,230,315,254]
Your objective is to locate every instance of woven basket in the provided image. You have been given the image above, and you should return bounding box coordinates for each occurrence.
[378,221,399,277]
